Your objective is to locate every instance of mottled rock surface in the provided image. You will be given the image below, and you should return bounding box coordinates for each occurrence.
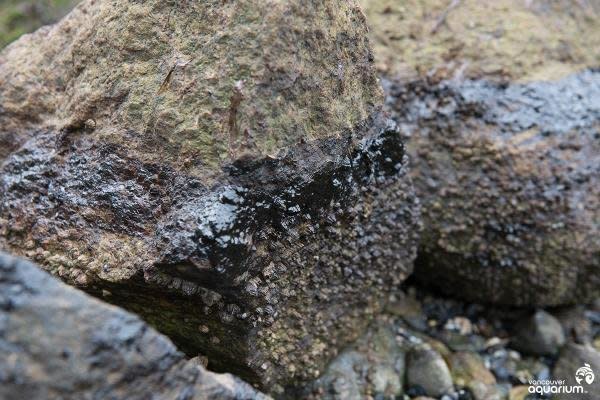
[384,72,599,306]
[0,0,420,393]
[406,344,453,397]
[0,252,269,400]
[358,0,600,306]
[449,351,500,400]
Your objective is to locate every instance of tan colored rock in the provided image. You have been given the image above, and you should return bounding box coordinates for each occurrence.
[0,0,381,170]
[449,352,500,400]
[359,0,600,81]
[509,385,530,400]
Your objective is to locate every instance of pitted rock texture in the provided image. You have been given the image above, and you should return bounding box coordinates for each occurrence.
[0,252,269,400]
[0,0,421,393]
[0,0,382,169]
[384,70,600,306]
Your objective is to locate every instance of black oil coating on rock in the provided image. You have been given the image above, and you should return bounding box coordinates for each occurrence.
[0,252,269,400]
[0,113,421,392]
[383,69,600,306]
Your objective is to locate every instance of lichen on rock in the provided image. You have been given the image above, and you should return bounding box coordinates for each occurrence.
[0,0,382,173]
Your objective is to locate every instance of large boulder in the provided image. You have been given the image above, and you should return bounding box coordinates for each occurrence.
[0,0,420,393]
[0,252,269,400]
[360,0,600,305]
[385,70,600,306]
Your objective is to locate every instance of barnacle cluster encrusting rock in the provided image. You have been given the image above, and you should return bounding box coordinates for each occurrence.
[0,0,420,393]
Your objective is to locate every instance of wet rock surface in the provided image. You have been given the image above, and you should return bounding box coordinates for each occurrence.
[0,252,269,400]
[358,0,600,307]
[383,70,600,306]
[0,0,420,393]
[2,1,599,398]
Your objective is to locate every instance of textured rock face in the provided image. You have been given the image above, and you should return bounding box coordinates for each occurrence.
[0,0,382,168]
[384,72,599,306]
[0,252,269,400]
[361,0,599,307]
[0,0,420,393]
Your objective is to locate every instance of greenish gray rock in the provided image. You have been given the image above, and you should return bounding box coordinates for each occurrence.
[0,0,421,393]
[406,344,453,398]
[0,252,269,400]
[511,310,566,356]
[0,0,79,48]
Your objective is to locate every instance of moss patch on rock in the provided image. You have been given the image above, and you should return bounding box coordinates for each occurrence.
[0,0,78,48]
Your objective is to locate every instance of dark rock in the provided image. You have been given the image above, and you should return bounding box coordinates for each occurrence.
[553,343,600,400]
[406,344,454,397]
[0,0,420,392]
[406,386,428,397]
[0,252,269,400]
[511,310,565,356]
[384,71,600,306]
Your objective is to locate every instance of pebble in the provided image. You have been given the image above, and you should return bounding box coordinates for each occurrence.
[511,310,565,356]
[406,344,454,397]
